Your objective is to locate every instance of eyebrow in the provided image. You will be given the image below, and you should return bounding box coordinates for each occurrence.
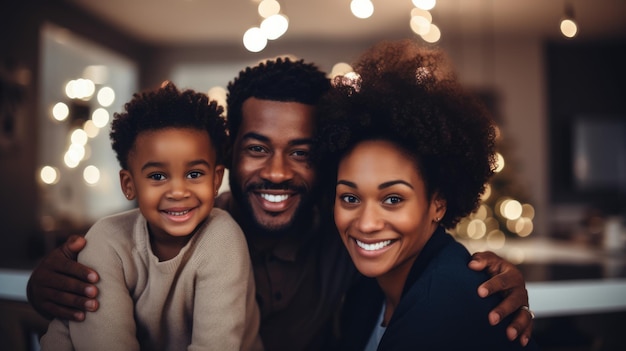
[241,132,313,146]
[141,159,211,172]
[336,179,414,190]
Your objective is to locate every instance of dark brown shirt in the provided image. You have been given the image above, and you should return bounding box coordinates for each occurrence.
[216,192,357,351]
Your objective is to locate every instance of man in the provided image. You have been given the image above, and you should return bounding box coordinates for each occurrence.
[28,58,534,350]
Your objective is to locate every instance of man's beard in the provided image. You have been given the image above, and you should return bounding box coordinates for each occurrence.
[229,172,314,237]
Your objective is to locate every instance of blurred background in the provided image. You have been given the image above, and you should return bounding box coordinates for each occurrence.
[1,0,625,350]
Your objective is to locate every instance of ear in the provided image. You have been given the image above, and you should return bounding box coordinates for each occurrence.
[431,193,447,223]
[119,170,136,200]
[213,165,226,196]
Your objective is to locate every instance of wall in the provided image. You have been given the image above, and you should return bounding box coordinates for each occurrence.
[2,1,595,267]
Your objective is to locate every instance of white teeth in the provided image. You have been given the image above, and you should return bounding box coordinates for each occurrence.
[167,210,189,216]
[260,194,289,203]
[355,239,392,251]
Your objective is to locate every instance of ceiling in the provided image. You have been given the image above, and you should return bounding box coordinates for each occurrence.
[69,0,626,46]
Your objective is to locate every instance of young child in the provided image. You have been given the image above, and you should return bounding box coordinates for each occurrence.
[40,82,263,351]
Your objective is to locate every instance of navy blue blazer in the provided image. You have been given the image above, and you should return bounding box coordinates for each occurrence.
[336,227,539,351]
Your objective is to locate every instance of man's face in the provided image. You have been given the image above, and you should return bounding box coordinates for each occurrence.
[230,97,317,234]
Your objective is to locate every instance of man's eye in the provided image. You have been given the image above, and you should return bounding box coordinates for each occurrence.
[248,145,267,153]
[149,173,166,181]
[291,150,310,159]
[383,196,403,204]
[340,194,359,204]
[187,171,203,179]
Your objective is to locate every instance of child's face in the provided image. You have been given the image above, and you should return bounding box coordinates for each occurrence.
[333,140,445,282]
[120,128,224,239]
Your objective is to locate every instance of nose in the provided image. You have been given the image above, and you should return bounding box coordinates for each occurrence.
[259,153,294,184]
[355,202,385,234]
[166,178,190,200]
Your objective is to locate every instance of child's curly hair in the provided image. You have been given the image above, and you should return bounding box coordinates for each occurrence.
[226,57,330,143]
[315,39,497,228]
[110,81,228,170]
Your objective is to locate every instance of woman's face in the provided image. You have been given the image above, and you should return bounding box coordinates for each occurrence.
[334,140,445,281]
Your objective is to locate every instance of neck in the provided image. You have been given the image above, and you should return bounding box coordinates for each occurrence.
[376,257,415,326]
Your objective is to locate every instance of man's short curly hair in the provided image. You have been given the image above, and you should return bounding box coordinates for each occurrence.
[226,57,330,143]
[315,39,497,228]
[110,82,228,170]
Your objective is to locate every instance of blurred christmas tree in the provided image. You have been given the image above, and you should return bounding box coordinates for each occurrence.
[450,90,535,250]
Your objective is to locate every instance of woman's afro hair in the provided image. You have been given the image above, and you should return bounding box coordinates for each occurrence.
[315,39,497,228]
[110,81,228,170]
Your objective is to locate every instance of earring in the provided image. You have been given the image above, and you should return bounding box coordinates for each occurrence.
[125,192,131,199]
[434,217,441,223]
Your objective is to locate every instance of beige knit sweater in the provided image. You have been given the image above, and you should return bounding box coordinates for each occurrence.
[40,208,263,351]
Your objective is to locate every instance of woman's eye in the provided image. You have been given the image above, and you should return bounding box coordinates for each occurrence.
[383,196,403,204]
[340,194,359,204]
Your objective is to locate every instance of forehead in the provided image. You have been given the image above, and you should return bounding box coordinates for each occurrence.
[131,128,213,159]
[238,97,315,139]
[339,140,420,178]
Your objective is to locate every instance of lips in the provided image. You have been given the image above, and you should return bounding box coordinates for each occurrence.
[161,207,195,222]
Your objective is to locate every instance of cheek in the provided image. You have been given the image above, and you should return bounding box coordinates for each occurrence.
[333,204,351,233]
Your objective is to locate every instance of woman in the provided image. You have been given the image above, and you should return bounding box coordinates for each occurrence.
[315,40,538,351]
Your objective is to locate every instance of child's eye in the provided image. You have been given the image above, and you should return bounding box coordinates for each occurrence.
[383,196,403,204]
[187,171,203,179]
[149,173,166,181]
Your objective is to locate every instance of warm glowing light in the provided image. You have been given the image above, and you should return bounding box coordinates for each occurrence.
[65,80,77,99]
[40,166,59,185]
[560,19,578,38]
[83,165,101,185]
[261,13,289,40]
[92,108,110,128]
[514,217,534,237]
[521,204,535,220]
[351,0,374,19]
[83,120,100,138]
[64,150,80,168]
[208,86,227,113]
[97,86,115,107]
[412,0,436,11]
[486,230,506,249]
[410,15,431,36]
[421,23,441,43]
[68,143,86,162]
[494,152,505,172]
[473,205,488,220]
[481,183,492,201]
[502,199,523,220]
[70,128,88,146]
[330,62,354,78]
[258,0,281,18]
[243,27,267,52]
[52,102,69,121]
[65,79,95,100]
[467,219,487,239]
